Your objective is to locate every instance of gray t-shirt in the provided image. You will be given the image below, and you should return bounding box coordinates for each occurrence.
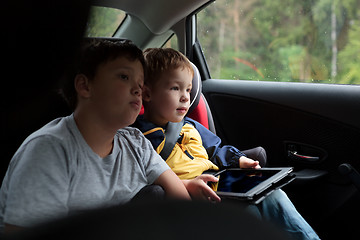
[0,114,169,231]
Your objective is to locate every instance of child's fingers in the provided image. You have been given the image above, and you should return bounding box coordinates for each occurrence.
[193,175,221,202]
[249,160,259,167]
[197,174,219,183]
[240,157,261,169]
[202,185,221,202]
[254,161,261,169]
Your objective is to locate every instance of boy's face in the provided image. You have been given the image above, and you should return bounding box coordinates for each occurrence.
[86,56,144,128]
[145,67,192,126]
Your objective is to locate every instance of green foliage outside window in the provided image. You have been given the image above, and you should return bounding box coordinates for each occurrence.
[197,0,360,84]
[86,7,125,37]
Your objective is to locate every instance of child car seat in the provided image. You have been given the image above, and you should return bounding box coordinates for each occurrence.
[187,62,216,134]
[187,62,267,167]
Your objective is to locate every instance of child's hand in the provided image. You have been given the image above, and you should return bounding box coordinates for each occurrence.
[239,156,261,169]
[182,175,221,202]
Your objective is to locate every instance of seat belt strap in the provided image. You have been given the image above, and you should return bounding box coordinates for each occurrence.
[160,119,184,160]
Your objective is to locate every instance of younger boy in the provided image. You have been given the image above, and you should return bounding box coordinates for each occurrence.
[0,40,190,234]
[136,48,260,180]
[133,48,320,240]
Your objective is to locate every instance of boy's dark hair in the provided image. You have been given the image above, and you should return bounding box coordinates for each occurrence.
[60,38,145,110]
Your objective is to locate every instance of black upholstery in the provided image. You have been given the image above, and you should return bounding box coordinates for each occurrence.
[1,0,90,183]
[339,163,360,192]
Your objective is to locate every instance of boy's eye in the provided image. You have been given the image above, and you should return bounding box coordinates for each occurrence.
[187,88,192,93]
[170,86,179,91]
[119,74,129,80]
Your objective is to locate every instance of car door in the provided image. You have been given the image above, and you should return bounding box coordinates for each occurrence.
[199,64,360,240]
[191,1,360,239]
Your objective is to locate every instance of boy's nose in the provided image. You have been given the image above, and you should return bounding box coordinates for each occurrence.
[180,95,189,102]
[132,86,142,96]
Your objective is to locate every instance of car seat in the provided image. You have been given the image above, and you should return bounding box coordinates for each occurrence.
[186,62,267,167]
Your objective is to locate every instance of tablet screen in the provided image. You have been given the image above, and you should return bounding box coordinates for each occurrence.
[216,169,280,193]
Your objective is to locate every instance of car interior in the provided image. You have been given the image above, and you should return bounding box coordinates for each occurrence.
[2,0,360,239]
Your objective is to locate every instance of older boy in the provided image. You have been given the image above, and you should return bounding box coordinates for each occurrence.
[133,48,320,240]
[0,40,190,233]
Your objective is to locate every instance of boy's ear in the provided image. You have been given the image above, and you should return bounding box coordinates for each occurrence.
[74,74,91,98]
[142,85,152,102]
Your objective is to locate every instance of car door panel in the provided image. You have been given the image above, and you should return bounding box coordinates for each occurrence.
[202,79,360,172]
[202,79,360,237]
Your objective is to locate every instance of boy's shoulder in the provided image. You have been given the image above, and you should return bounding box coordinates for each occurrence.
[133,115,201,131]
[132,115,210,137]
[184,117,217,140]
[132,115,160,133]
[117,126,146,139]
[184,116,198,125]
[23,115,73,145]
[184,117,207,130]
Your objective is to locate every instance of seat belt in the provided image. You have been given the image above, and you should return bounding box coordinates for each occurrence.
[160,119,184,160]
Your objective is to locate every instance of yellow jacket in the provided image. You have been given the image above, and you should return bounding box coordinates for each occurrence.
[143,123,219,180]
[134,116,245,180]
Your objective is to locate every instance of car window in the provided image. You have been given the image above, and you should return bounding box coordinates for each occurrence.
[163,34,179,50]
[86,6,126,37]
[197,0,360,85]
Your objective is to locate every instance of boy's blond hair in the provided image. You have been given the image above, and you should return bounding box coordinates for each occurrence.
[143,48,194,87]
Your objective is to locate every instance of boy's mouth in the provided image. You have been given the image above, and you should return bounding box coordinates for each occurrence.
[130,99,141,109]
[176,107,188,114]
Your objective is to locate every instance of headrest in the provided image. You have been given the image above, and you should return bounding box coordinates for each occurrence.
[188,62,202,115]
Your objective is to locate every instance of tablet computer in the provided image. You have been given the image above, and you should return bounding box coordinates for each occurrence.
[208,167,294,204]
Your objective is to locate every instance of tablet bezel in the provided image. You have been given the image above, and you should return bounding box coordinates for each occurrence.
[212,167,293,200]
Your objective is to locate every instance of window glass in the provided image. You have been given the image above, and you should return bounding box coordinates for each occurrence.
[197,0,360,84]
[86,7,126,37]
[163,34,179,50]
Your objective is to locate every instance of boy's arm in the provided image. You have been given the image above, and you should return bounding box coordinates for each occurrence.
[154,169,191,200]
[186,118,246,169]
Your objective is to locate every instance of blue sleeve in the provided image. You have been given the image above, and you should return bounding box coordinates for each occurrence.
[185,118,246,169]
